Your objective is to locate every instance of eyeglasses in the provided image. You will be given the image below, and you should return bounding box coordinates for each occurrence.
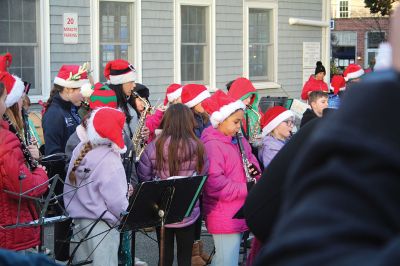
[283,120,294,126]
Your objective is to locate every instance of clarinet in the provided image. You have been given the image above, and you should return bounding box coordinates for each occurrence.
[236,132,256,191]
[3,113,39,171]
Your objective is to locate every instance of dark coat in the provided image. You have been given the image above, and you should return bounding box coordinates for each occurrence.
[300,108,318,128]
[42,93,81,156]
[255,70,400,265]
[244,118,319,243]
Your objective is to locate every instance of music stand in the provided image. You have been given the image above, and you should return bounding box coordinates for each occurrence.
[120,175,208,266]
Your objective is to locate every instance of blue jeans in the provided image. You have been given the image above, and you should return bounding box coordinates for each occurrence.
[211,233,242,266]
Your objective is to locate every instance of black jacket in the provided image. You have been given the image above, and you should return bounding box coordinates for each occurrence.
[42,93,81,156]
[300,108,318,128]
[255,70,400,265]
[42,93,80,196]
[243,118,319,243]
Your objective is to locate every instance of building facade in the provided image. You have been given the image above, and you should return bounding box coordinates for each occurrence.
[331,0,395,71]
[0,0,330,103]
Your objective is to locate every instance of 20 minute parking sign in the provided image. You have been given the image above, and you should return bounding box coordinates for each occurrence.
[63,13,79,44]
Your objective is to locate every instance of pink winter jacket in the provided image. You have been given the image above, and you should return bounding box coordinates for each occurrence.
[145,109,164,143]
[200,126,260,234]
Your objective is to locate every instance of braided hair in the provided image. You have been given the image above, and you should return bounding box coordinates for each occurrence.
[69,142,93,185]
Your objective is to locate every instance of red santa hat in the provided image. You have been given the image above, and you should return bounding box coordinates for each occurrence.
[104,59,136,85]
[181,84,211,108]
[261,106,294,137]
[330,75,346,95]
[54,63,89,88]
[0,53,12,72]
[164,83,182,105]
[0,72,25,108]
[202,90,245,128]
[86,107,126,153]
[343,64,364,81]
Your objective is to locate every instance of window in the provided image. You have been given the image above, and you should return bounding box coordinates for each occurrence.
[365,31,385,68]
[367,32,385,49]
[0,0,41,95]
[248,8,273,82]
[99,1,134,82]
[180,5,209,84]
[339,0,349,18]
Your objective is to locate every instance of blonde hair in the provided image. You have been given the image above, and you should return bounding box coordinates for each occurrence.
[69,142,93,185]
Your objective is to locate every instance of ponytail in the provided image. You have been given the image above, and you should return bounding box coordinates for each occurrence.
[43,84,64,113]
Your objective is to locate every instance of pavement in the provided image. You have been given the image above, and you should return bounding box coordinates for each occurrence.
[43,223,216,266]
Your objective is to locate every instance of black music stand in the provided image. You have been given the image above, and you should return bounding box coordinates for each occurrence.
[120,175,208,266]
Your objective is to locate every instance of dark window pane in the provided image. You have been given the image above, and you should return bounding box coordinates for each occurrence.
[23,22,37,43]
[99,1,132,81]
[181,5,207,83]
[249,8,272,81]
[0,22,10,42]
[22,67,35,85]
[368,32,385,48]
[21,46,35,66]
[23,0,36,21]
[10,0,22,20]
[10,22,23,43]
[0,1,9,20]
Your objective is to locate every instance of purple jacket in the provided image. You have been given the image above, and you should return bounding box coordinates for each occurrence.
[64,142,129,225]
[200,127,260,234]
[258,135,286,168]
[137,137,208,228]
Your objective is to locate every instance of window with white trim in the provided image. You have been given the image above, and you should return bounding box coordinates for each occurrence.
[365,31,385,68]
[99,1,134,82]
[339,0,349,18]
[248,8,274,82]
[0,0,41,95]
[180,5,209,84]
[244,2,277,86]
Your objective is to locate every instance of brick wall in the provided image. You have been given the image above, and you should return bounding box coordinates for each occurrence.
[333,17,389,67]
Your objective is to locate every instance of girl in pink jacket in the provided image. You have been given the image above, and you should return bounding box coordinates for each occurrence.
[201,90,261,266]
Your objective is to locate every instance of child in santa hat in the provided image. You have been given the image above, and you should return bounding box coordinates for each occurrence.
[137,103,208,266]
[181,84,211,138]
[245,106,294,266]
[301,61,329,101]
[104,59,143,141]
[0,79,49,252]
[164,83,182,105]
[227,77,261,145]
[259,106,294,168]
[41,63,90,262]
[64,107,129,266]
[201,90,261,266]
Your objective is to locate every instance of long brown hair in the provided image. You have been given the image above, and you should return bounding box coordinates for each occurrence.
[5,103,24,139]
[155,103,205,176]
[69,142,93,185]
